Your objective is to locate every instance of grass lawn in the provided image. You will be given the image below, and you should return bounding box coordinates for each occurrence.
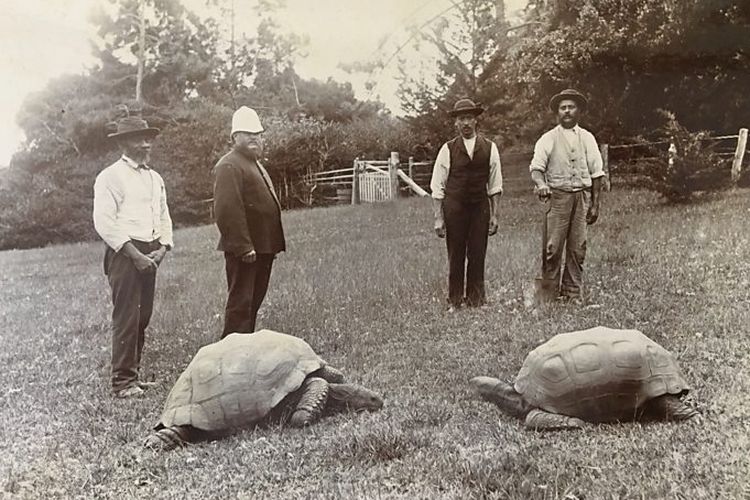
[1,185,749,499]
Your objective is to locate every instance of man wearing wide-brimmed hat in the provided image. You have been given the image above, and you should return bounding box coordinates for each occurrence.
[529,88,604,302]
[212,106,285,338]
[430,98,503,311]
[93,115,173,398]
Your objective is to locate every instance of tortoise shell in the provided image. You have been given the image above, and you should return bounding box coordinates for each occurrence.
[514,326,689,422]
[159,330,325,431]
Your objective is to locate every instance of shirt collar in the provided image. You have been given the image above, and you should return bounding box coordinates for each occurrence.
[121,155,149,170]
[557,124,579,134]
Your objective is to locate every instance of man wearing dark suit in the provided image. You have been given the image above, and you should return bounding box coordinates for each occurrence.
[213,106,285,338]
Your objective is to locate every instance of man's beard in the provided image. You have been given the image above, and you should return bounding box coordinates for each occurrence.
[238,144,262,160]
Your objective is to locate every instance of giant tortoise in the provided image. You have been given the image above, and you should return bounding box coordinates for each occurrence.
[144,330,383,450]
[471,326,699,429]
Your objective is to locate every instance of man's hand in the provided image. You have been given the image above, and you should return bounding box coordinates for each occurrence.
[586,204,599,225]
[534,184,551,201]
[488,216,498,236]
[241,250,257,263]
[132,253,157,273]
[121,241,157,273]
[145,246,168,266]
[434,218,446,238]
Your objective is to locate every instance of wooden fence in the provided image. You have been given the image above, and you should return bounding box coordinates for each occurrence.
[601,128,748,189]
[303,152,430,204]
[295,126,750,206]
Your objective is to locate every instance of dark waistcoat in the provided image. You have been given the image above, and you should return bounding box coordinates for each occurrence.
[444,135,490,202]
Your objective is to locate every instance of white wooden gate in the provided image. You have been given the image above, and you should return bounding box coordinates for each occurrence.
[359,167,392,202]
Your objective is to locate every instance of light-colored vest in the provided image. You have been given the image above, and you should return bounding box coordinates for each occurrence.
[545,128,593,191]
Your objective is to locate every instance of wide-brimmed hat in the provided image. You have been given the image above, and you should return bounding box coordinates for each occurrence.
[107,116,160,139]
[549,88,588,112]
[448,98,484,117]
[231,106,264,137]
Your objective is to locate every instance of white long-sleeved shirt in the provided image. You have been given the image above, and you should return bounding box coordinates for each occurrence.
[430,136,503,200]
[93,155,174,252]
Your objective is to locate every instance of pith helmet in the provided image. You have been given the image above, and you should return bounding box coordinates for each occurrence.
[231,106,264,137]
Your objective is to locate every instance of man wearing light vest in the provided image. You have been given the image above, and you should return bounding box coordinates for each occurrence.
[530,88,604,303]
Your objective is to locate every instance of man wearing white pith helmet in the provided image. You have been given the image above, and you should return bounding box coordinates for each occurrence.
[212,106,285,338]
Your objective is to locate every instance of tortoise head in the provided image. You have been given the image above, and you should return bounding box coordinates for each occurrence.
[327,383,384,412]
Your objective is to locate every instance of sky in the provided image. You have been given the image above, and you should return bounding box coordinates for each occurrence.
[0,0,527,166]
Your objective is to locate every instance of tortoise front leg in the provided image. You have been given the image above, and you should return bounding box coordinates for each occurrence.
[289,377,329,427]
[144,425,193,451]
[645,395,699,421]
[315,365,345,383]
[524,409,587,431]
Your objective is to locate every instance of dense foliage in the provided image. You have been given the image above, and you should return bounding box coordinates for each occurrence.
[1,0,748,249]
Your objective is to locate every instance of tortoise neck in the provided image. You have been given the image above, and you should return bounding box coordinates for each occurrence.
[326,383,357,410]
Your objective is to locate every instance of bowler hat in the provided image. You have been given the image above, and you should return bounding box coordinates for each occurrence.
[107,116,160,139]
[549,89,588,112]
[231,106,264,137]
[448,98,484,117]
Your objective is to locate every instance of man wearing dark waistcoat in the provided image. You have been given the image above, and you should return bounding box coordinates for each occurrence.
[430,98,503,311]
[530,88,604,302]
[213,106,286,338]
[93,116,173,398]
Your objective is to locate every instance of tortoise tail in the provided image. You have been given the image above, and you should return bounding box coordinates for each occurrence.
[143,425,192,451]
[290,377,329,427]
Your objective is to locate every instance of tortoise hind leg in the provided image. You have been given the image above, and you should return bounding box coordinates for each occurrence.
[289,377,329,427]
[645,395,699,421]
[524,409,587,431]
[144,425,193,451]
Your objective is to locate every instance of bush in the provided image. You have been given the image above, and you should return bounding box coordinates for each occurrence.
[0,156,101,250]
[0,103,417,248]
[261,114,417,208]
[150,98,233,226]
[648,110,730,203]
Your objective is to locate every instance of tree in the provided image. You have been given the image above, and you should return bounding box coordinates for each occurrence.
[507,0,750,142]
[395,0,520,148]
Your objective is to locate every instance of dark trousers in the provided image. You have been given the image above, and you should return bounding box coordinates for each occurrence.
[443,197,490,307]
[222,253,275,338]
[105,239,161,391]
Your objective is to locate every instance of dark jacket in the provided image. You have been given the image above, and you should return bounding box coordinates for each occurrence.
[212,149,286,256]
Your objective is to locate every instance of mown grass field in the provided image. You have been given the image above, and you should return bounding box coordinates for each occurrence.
[2,184,749,499]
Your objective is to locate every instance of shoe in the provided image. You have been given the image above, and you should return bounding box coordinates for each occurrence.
[559,294,584,305]
[136,380,157,390]
[113,385,145,398]
[446,302,462,313]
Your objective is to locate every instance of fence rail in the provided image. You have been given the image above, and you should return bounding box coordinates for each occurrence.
[299,126,750,206]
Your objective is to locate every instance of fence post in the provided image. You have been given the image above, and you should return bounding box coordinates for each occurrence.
[408,156,414,180]
[668,141,677,167]
[389,152,400,200]
[731,128,748,183]
[600,143,610,192]
[351,158,360,205]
